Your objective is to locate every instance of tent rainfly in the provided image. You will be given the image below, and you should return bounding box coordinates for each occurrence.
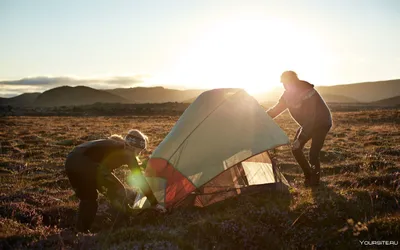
[133,88,290,209]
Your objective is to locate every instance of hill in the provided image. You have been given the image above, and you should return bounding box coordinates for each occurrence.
[34,86,127,107]
[320,94,359,103]
[253,79,400,104]
[106,86,204,103]
[0,93,40,106]
[316,79,400,102]
[2,78,399,107]
[370,95,400,106]
[254,92,359,104]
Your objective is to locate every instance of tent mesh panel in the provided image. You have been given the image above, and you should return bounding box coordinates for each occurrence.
[175,151,283,207]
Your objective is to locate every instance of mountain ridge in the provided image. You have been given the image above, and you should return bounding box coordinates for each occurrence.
[34,86,127,107]
[370,95,400,106]
[1,78,399,107]
[105,86,205,103]
[0,93,40,106]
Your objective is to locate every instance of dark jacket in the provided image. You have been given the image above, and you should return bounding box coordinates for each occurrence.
[65,139,157,206]
[66,139,139,195]
[267,81,332,142]
[74,139,137,170]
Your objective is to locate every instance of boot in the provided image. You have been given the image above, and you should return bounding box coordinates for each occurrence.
[309,164,321,187]
[292,148,313,187]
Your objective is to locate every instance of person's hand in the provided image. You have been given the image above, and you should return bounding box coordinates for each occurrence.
[125,188,138,205]
[154,204,167,214]
[292,139,301,150]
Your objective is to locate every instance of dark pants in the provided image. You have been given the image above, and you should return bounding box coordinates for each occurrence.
[65,151,100,232]
[65,150,159,231]
[291,126,331,179]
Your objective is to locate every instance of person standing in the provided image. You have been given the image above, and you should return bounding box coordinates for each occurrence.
[267,71,332,187]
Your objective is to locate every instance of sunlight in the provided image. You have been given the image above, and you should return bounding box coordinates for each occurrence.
[161,17,327,94]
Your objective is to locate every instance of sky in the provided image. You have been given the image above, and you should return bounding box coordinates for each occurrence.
[1,0,400,97]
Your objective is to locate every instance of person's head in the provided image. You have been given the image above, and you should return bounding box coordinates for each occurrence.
[280,71,299,90]
[124,129,149,154]
[108,129,149,155]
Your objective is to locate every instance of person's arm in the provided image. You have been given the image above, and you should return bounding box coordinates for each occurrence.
[266,95,287,119]
[126,152,159,207]
[98,165,130,211]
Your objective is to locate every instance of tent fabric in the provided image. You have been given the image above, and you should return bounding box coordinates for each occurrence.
[174,151,290,208]
[145,158,196,207]
[135,88,290,209]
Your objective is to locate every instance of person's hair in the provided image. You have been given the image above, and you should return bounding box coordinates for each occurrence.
[108,130,149,155]
[124,129,149,154]
[280,70,299,83]
[108,134,125,142]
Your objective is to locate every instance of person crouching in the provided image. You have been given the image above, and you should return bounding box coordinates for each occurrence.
[65,129,166,233]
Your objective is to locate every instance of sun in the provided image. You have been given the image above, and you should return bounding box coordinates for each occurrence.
[161,17,326,95]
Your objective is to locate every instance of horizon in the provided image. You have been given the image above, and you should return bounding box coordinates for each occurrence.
[1,76,399,98]
[1,0,400,97]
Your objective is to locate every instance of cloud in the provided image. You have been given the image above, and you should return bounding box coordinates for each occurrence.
[0,85,43,97]
[105,76,147,85]
[0,75,145,97]
[0,77,77,86]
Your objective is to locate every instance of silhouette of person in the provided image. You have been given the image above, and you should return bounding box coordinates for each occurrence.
[267,71,332,186]
[65,129,166,233]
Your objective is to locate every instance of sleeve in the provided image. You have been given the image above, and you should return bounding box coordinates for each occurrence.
[297,95,317,143]
[126,152,141,171]
[126,151,159,206]
[266,95,287,119]
[98,165,129,211]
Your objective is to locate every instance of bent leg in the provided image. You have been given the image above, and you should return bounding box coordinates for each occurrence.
[309,126,331,176]
[292,128,312,179]
[77,198,98,232]
[65,154,98,232]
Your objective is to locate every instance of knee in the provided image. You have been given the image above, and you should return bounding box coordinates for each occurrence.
[78,200,98,220]
[79,199,98,210]
[309,156,320,165]
[309,150,320,160]
[291,147,303,155]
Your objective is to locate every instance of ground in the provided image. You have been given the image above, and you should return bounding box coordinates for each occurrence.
[0,110,399,249]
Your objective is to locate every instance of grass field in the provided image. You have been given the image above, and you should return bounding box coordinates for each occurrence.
[1,110,399,249]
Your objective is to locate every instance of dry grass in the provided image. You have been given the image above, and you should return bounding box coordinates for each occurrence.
[0,110,399,249]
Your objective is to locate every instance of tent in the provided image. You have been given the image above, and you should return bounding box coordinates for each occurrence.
[133,88,290,209]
